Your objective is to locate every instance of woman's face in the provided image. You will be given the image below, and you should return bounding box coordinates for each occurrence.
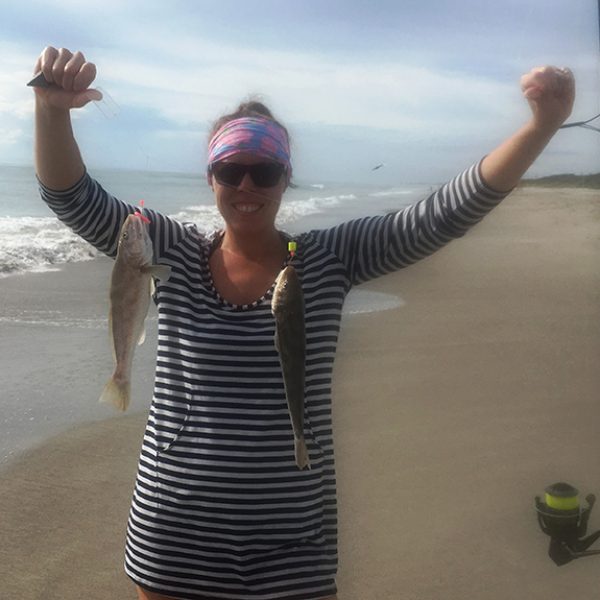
[210,153,287,236]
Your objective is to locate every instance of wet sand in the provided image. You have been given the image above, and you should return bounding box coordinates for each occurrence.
[1,186,599,599]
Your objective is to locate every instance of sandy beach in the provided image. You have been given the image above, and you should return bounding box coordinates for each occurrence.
[1,185,599,599]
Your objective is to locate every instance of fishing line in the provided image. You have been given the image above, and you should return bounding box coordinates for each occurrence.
[27,72,121,120]
[28,73,298,192]
[560,112,600,133]
[27,72,160,169]
[559,0,600,134]
[90,87,160,170]
[92,86,120,119]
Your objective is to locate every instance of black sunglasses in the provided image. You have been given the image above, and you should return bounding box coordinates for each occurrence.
[210,161,286,188]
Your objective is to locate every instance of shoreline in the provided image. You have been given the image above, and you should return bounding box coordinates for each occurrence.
[0,254,404,470]
[0,255,159,469]
[2,184,597,282]
[1,185,599,599]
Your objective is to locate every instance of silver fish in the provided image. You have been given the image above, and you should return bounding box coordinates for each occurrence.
[271,264,310,470]
[99,213,170,411]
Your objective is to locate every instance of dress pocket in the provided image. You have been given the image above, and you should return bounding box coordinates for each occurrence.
[149,396,192,455]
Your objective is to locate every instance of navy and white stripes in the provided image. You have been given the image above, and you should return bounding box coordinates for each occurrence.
[40,159,507,599]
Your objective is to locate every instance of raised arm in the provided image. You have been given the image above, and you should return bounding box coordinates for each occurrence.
[33,46,102,189]
[481,66,575,192]
[32,46,190,261]
[311,65,576,286]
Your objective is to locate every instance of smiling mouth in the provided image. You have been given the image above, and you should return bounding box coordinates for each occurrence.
[233,203,263,213]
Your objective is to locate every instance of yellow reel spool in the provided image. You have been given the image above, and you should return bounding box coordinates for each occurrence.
[545,487,580,511]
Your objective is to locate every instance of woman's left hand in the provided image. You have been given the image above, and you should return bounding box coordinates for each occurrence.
[521,66,575,132]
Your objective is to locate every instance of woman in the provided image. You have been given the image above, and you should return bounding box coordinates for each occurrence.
[34,46,574,600]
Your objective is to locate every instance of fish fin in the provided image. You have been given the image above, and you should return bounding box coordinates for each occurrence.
[99,378,130,411]
[143,264,172,282]
[294,437,311,470]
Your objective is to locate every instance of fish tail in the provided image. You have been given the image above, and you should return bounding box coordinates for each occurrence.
[99,377,130,411]
[294,437,311,470]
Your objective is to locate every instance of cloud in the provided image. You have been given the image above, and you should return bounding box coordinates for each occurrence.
[0,42,37,121]
[87,33,518,141]
[1,3,597,179]
[0,127,24,145]
[0,42,35,158]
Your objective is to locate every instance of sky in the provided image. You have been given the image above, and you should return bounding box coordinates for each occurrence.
[1,0,599,184]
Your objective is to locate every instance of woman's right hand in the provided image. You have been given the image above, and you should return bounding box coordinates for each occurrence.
[33,46,102,111]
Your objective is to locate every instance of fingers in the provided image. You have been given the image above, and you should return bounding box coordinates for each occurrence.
[71,89,103,109]
[38,46,58,84]
[520,65,576,129]
[73,60,97,92]
[35,46,97,92]
[33,55,42,76]
[559,67,576,100]
[52,48,74,88]
[62,51,85,91]
[520,66,574,100]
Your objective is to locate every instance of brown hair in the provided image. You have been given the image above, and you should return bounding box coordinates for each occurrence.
[208,97,291,147]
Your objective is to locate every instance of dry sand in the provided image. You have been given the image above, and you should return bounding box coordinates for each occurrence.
[1,186,599,599]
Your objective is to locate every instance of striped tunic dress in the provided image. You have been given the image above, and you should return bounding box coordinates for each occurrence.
[40,159,508,599]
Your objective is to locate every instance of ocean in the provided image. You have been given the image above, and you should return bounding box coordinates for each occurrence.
[0,164,428,464]
[0,163,429,309]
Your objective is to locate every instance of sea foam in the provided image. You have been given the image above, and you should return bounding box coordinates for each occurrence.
[0,216,99,277]
[0,165,421,277]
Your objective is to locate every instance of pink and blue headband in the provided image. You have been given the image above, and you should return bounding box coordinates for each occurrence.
[207,117,292,182]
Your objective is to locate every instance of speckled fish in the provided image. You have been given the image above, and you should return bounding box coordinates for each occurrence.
[271,264,310,470]
[99,213,170,411]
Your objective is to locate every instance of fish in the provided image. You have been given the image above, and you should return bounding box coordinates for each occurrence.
[99,213,171,411]
[271,264,310,470]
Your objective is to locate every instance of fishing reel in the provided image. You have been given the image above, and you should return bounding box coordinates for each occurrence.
[535,482,600,565]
